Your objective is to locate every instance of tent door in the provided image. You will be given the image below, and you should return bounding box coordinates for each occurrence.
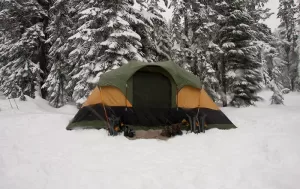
[133,71,171,109]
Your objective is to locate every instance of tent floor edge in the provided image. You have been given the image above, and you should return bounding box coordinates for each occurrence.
[66,121,237,131]
[205,124,237,130]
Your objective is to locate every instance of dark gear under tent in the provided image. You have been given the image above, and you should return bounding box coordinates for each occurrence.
[67,61,236,132]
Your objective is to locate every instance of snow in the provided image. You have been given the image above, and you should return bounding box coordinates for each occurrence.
[226,70,237,78]
[222,42,235,49]
[132,9,157,26]
[205,22,216,27]
[1,91,300,189]
[110,30,141,41]
[116,16,130,26]
[80,7,101,16]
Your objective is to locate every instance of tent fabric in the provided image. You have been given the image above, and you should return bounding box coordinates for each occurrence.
[177,87,220,110]
[83,78,220,110]
[83,86,132,107]
[98,61,201,96]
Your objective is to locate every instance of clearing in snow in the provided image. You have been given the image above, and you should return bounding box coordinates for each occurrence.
[0,91,300,189]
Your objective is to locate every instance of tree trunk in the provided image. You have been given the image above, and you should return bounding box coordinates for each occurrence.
[291,77,295,91]
[221,57,227,107]
[37,0,51,99]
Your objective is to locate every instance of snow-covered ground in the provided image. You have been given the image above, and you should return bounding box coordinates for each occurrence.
[0,91,300,189]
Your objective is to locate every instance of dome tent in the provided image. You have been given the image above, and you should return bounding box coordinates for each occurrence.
[67,61,236,131]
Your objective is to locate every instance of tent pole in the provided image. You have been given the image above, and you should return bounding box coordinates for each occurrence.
[13,98,19,110]
[125,83,128,111]
[8,98,13,109]
[197,70,204,132]
[99,87,111,135]
[176,86,178,111]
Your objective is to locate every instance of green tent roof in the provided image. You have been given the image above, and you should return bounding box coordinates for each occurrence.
[98,61,201,94]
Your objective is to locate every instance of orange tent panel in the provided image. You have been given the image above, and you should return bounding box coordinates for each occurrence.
[199,88,219,110]
[177,86,219,110]
[83,86,132,107]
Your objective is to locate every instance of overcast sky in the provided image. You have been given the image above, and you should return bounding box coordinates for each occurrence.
[159,0,281,31]
[263,0,280,31]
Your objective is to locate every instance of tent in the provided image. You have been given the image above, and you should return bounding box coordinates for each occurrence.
[67,61,236,131]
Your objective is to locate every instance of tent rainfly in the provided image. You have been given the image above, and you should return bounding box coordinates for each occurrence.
[67,61,236,131]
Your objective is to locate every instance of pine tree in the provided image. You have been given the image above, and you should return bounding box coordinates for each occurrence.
[42,0,74,108]
[0,31,6,72]
[169,0,189,68]
[189,1,223,101]
[0,24,44,100]
[245,0,272,21]
[277,0,299,91]
[169,0,221,101]
[218,6,263,107]
[169,0,279,106]
[296,0,300,88]
[67,0,148,105]
[273,30,293,89]
[144,0,171,61]
[261,43,286,104]
[0,0,48,100]
[244,0,286,103]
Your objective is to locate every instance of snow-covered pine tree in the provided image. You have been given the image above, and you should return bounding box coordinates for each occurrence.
[92,1,147,64]
[0,0,48,100]
[277,0,299,91]
[169,0,277,105]
[67,0,147,105]
[169,0,222,101]
[261,43,286,104]
[42,0,74,108]
[0,30,6,69]
[169,0,192,68]
[245,0,272,21]
[130,0,171,62]
[169,1,192,66]
[0,31,8,89]
[143,0,171,61]
[218,4,263,107]
[0,24,44,100]
[0,2,8,87]
[296,0,300,89]
[189,1,223,101]
[243,0,275,45]
[243,0,287,103]
[272,29,294,89]
[66,0,108,105]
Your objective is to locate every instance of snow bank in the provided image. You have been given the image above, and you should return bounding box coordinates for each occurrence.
[0,95,77,115]
[0,91,300,189]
